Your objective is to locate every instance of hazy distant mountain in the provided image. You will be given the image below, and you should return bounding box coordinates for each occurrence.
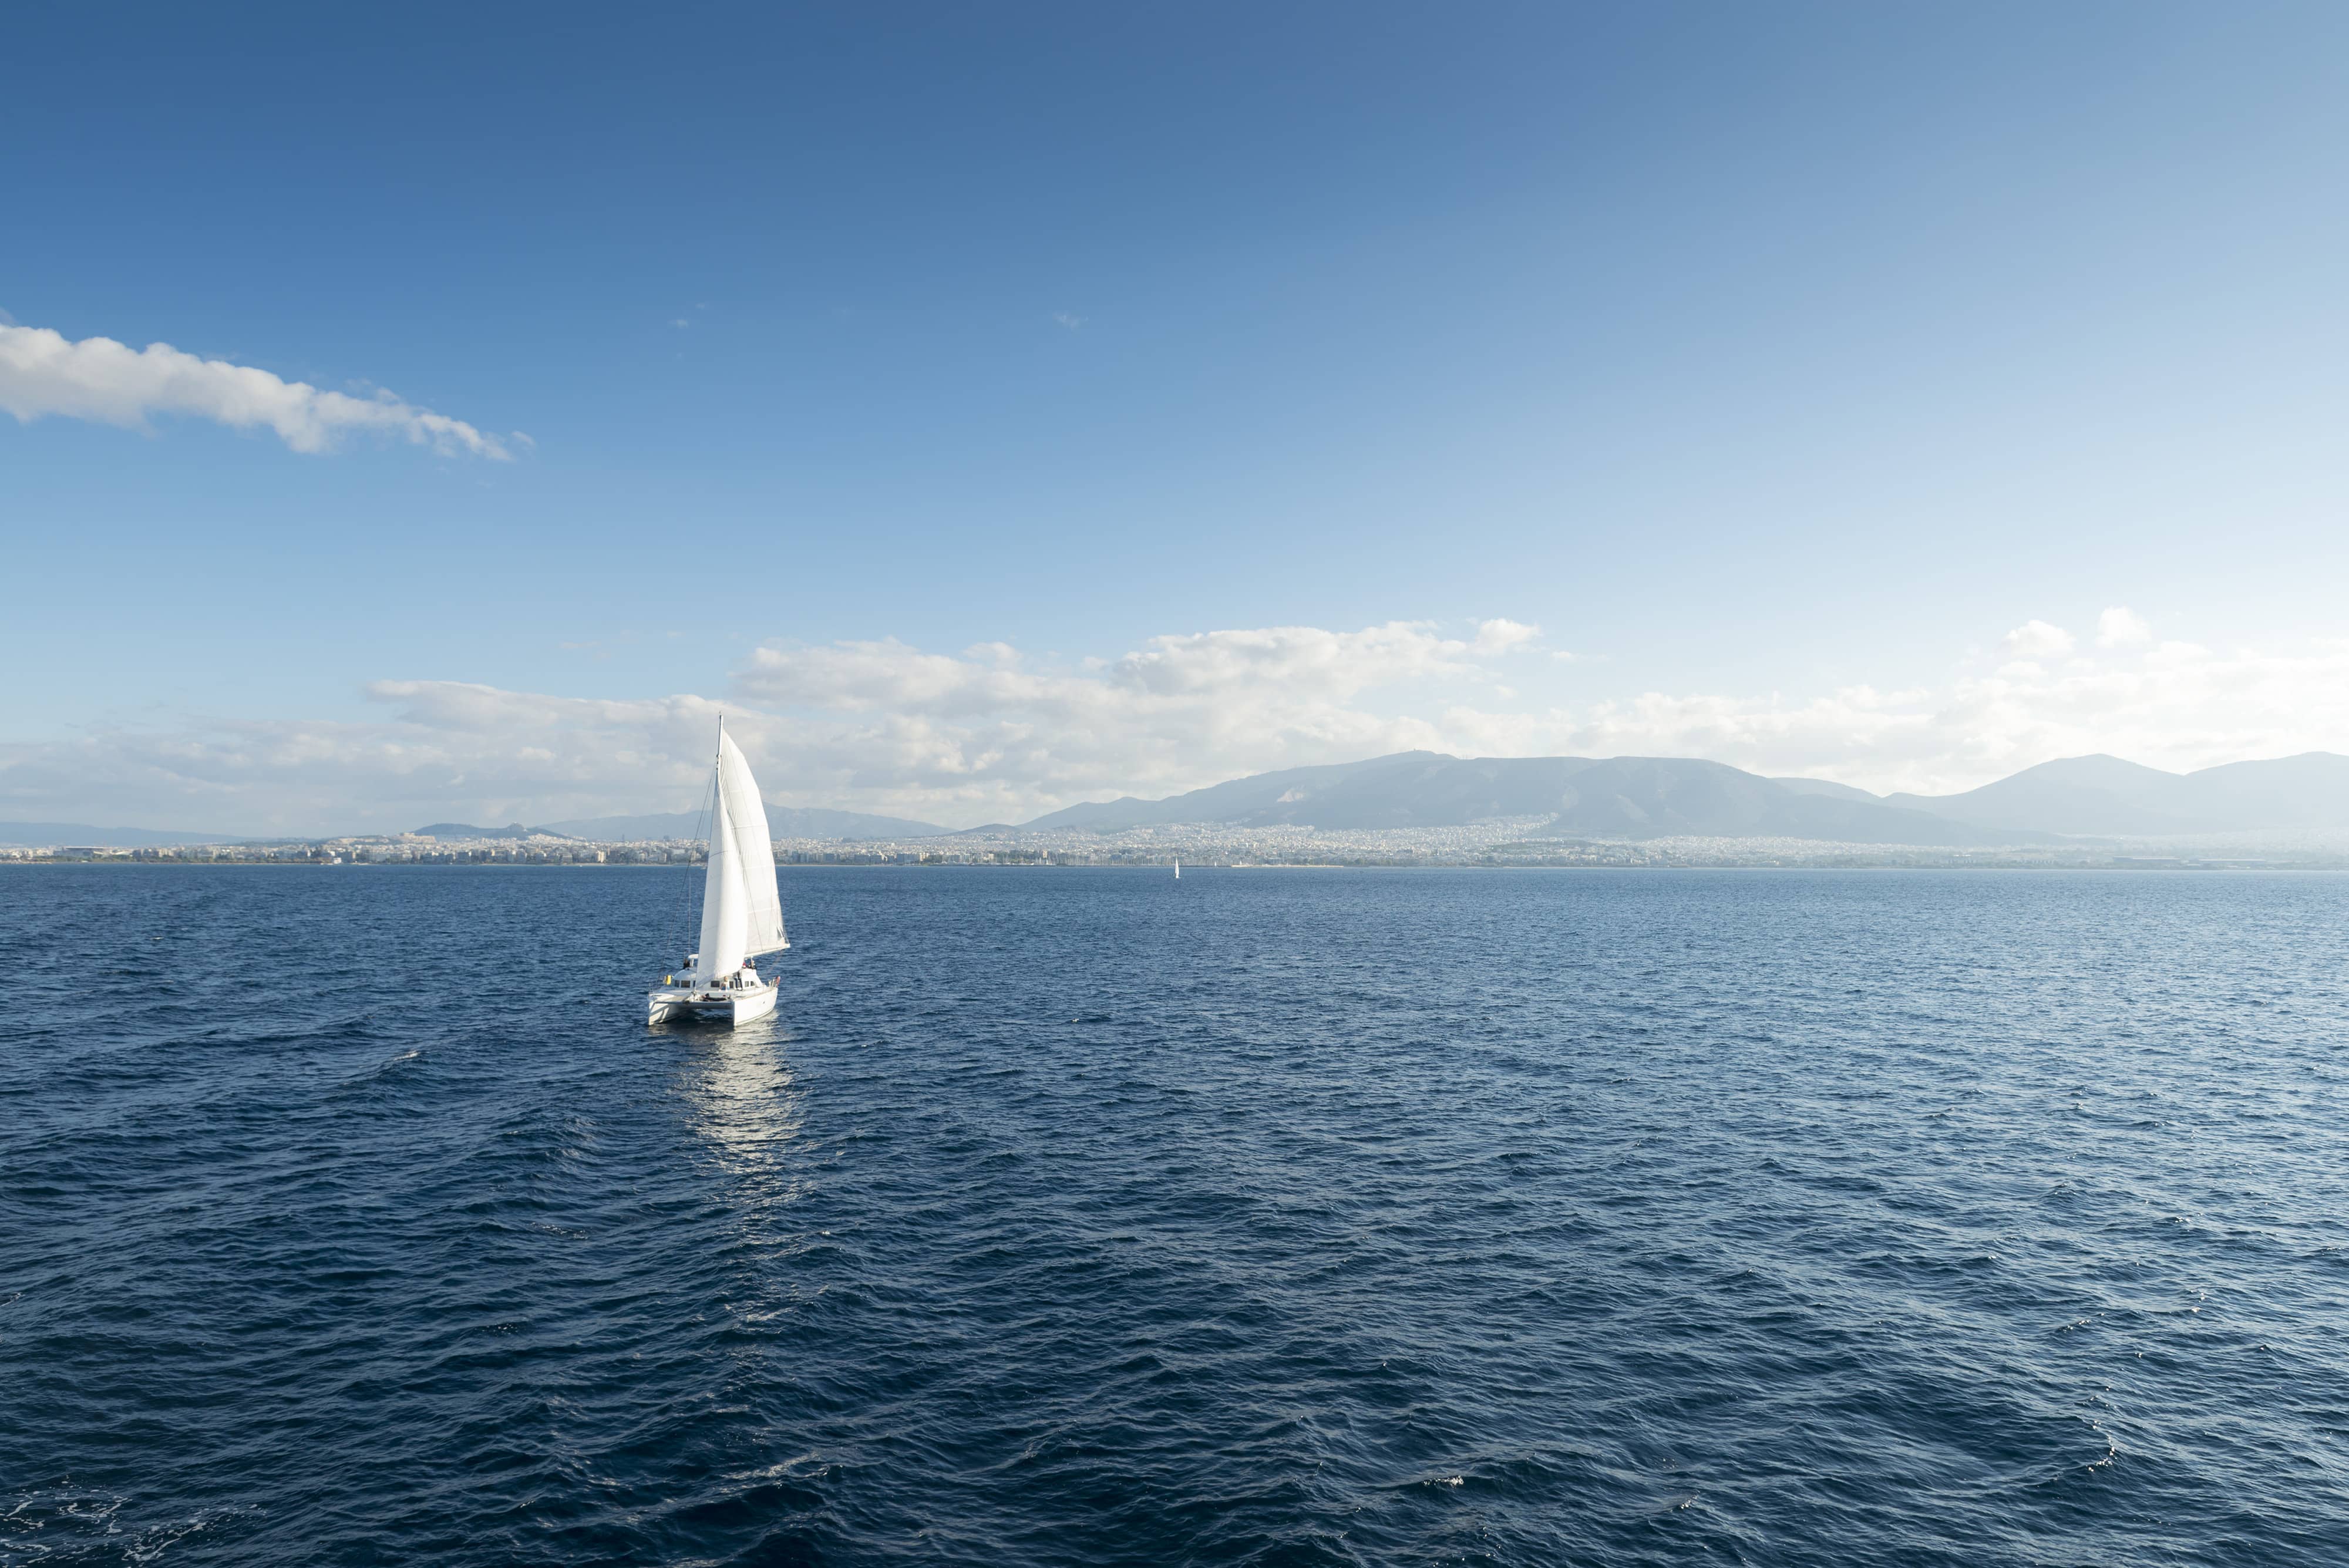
[1022,748,2349,842]
[0,820,245,847]
[1019,752,1586,832]
[767,807,950,840]
[535,805,949,841]
[414,822,554,841]
[1771,776,1881,803]
[1526,758,2028,844]
[1017,752,2042,846]
[531,811,705,840]
[1887,752,2349,836]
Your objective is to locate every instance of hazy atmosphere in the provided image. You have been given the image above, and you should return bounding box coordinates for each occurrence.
[6,2,2347,833]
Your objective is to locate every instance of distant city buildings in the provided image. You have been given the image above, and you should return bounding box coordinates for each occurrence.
[6,817,2336,870]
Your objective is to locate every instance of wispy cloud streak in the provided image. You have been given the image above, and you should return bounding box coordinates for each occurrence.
[0,321,515,457]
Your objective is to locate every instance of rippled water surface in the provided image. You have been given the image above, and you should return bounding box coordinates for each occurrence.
[4,866,2346,1566]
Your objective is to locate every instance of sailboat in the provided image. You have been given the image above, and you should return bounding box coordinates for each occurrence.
[647,722,788,1025]
[1173,859,1180,879]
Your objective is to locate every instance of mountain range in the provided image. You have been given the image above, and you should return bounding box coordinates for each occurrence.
[1007,753,2027,846]
[1005,750,2349,844]
[418,807,953,842]
[1881,752,2349,836]
[538,806,949,841]
[14,751,2344,849]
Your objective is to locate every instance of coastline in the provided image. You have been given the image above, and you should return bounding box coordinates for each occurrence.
[8,858,2339,873]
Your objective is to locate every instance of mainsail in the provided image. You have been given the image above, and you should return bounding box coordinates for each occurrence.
[695,727,787,975]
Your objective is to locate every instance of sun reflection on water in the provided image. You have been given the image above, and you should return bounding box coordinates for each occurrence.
[677,1017,807,1189]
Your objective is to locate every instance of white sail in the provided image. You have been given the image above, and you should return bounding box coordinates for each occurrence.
[716,729,786,955]
[696,762,749,978]
[694,728,786,980]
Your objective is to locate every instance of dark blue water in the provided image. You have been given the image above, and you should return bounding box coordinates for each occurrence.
[4,867,2345,1566]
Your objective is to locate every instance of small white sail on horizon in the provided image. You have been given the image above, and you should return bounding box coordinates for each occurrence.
[648,722,789,1025]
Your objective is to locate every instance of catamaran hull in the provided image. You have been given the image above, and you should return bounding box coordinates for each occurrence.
[647,982,778,1027]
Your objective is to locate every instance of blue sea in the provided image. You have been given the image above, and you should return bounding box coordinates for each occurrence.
[4,866,2345,1566]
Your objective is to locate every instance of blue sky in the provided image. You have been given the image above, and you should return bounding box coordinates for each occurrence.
[5,2,2347,832]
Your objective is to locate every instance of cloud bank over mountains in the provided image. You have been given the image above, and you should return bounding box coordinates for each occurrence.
[729,620,1544,818]
[0,319,516,458]
[2,611,2343,835]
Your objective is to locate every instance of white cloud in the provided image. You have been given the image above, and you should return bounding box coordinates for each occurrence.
[6,615,2348,834]
[0,622,1534,833]
[1053,312,1085,329]
[2097,605,2153,647]
[2001,619,2075,659]
[1470,618,1540,656]
[0,321,514,457]
[1527,632,2349,795]
[726,620,1530,818]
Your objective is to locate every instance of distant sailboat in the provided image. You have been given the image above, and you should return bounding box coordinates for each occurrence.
[647,722,788,1025]
[1173,859,1180,879]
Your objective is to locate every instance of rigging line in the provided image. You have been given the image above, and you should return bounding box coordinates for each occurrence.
[664,762,718,971]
